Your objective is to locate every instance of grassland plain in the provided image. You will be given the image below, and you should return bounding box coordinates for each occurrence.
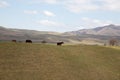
[0,43,120,80]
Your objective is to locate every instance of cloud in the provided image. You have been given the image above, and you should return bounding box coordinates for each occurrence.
[37,20,65,27]
[24,10,38,15]
[0,1,9,8]
[43,10,55,17]
[41,0,57,4]
[81,17,113,28]
[30,0,57,4]
[62,0,120,13]
[63,0,99,13]
[28,0,120,13]
[101,0,120,11]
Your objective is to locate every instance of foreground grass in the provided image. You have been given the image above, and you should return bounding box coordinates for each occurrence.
[0,43,120,80]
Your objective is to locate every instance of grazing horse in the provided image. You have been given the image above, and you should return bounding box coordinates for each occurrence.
[57,42,64,46]
[26,40,32,43]
[12,40,16,42]
[109,39,117,46]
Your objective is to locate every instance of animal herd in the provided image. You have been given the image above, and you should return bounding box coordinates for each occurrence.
[12,39,64,46]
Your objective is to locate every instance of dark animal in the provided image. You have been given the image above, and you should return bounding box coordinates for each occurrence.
[26,40,32,43]
[57,42,64,46]
[109,39,117,46]
[12,40,16,42]
[41,40,47,44]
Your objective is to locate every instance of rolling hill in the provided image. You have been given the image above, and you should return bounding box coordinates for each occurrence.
[64,24,120,36]
[0,26,64,43]
[0,24,120,44]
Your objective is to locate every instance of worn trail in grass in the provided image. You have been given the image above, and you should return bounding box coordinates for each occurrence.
[0,43,120,80]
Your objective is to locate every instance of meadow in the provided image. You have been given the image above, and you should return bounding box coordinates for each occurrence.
[0,43,120,80]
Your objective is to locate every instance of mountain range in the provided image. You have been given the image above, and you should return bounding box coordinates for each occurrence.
[0,24,120,44]
[64,24,120,36]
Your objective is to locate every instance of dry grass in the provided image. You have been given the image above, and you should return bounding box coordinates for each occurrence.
[0,43,120,80]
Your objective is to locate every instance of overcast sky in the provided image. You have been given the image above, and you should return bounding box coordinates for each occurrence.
[0,0,120,32]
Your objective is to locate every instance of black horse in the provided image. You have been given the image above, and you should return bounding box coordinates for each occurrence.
[26,40,32,43]
[57,42,64,46]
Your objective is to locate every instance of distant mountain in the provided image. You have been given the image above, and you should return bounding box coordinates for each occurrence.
[0,26,64,42]
[64,24,120,36]
[0,26,84,43]
[0,25,120,45]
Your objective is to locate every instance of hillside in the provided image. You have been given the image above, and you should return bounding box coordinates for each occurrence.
[64,24,120,36]
[0,26,65,43]
[0,25,120,44]
[0,43,120,80]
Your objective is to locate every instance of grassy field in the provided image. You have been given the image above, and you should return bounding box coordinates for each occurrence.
[0,43,120,80]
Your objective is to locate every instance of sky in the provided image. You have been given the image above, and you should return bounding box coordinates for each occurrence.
[0,0,120,32]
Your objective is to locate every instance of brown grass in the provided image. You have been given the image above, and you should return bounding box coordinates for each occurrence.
[0,43,120,80]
